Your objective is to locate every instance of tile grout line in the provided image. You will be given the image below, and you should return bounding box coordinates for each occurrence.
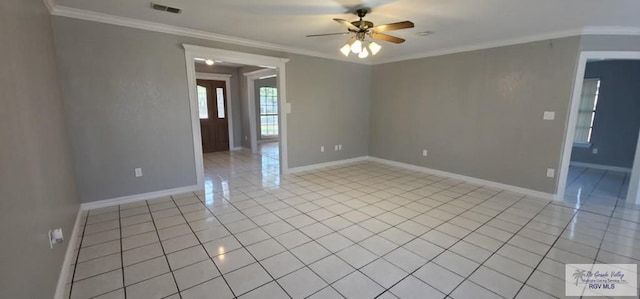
[118,206,126,299]
[67,211,88,299]
[143,200,183,299]
[195,196,298,298]
[375,189,528,298]
[512,203,584,298]
[76,158,640,299]
[445,199,559,299]
[224,167,465,294]
[169,196,246,299]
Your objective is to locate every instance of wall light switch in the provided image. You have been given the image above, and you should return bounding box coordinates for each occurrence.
[334,145,338,151]
[285,103,292,114]
[338,144,342,150]
[320,146,324,152]
[543,111,555,120]
[135,168,143,177]
[422,149,428,157]
[546,168,555,178]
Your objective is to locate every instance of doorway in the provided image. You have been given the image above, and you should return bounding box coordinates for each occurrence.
[558,52,640,205]
[197,78,229,153]
[183,45,290,189]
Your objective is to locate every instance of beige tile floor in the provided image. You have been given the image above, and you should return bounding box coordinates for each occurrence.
[65,149,640,298]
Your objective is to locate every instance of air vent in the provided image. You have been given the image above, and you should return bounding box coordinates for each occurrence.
[151,3,181,14]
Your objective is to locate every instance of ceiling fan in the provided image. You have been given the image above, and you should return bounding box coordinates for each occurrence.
[306,8,414,58]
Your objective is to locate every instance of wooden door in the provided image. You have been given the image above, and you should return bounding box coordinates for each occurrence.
[197,79,229,153]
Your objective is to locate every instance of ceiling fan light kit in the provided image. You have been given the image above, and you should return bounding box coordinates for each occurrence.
[307,8,414,59]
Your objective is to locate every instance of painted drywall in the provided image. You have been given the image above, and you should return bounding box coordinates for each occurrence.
[51,16,371,202]
[571,60,640,168]
[579,35,640,52]
[286,55,371,167]
[0,0,79,298]
[255,76,279,141]
[239,66,254,149]
[370,37,581,193]
[195,63,242,148]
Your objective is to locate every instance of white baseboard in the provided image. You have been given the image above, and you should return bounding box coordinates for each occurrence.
[287,156,369,174]
[231,146,243,151]
[367,156,556,200]
[80,185,200,210]
[570,161,632,173]
[54,208,83,299]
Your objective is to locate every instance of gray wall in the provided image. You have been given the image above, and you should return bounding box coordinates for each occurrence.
[51,16,371,202]
[287,54,371,167]
[370,37,581,193]
[255,76,279,141]
[580,35,640,52]
[195,63,242,148]
[0,0,79,298]
[239,66,254,148]
[571,60,640,168]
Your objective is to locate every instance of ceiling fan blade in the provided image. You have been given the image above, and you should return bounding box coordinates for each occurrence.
[333,18,360,31]
[373,21,414,32]
[371,32,405,43]
[306,32,351,37]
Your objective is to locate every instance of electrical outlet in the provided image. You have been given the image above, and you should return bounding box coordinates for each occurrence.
[546,168,555,178]
[592,148,598,154]
[135,168,143,177]
[320,146,324,152]
[338,144,342,150]
[422,149,428,157]
[49,228,64,248]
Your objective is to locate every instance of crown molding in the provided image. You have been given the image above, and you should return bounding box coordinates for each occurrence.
[372,26,640,65]
[46,3,640,66]
[50,5,370,65]
[582,26,640,36]
[43,0,56,13]
[371,28,584,64]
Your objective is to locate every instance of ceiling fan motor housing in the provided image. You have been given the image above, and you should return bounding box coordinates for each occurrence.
[351,20,374,31]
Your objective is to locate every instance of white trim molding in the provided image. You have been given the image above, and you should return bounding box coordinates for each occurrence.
[569,162,632,173]
[80,185,199,210]
[368,157,556,200]
[628,130,640,203]
[244,68,278,154]
[46,4,640,66]
[288,157,369,173]
[43,0,56,13]
[49,6,366,65]
[287,156,555,200]
[557,51,640,200]
[184,45,291,174]
[195,72,235,150]
[373,26,640,64]
[54,208,83,299]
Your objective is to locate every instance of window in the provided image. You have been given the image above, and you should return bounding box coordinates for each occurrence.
[259,87,278,137]
[574,78,601,145]
[197,85,208,119]
[216,87,225,119]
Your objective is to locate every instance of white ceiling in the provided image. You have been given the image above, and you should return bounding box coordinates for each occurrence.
[53,0,640,64]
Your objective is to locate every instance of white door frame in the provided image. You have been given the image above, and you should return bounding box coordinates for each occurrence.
[195,72,236,151]
[557,51,640,201]
[628,130,640,203]
[244,68,278,154]
[183,44,290,179]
